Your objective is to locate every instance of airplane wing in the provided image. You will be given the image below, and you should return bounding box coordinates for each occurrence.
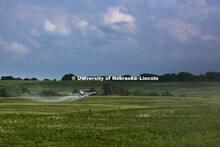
[68,91,96,97]
[68,93,80,96]
[84,92,96,96]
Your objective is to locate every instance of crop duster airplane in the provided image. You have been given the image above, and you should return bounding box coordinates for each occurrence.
[29,90,96,103]
[68,90,97,97]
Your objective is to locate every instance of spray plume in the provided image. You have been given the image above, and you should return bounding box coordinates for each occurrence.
[27,95,85,103]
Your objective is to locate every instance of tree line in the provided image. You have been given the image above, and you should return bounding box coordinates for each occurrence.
[1,71,220,82]
[0,76,56,81]
[0,85,59,97]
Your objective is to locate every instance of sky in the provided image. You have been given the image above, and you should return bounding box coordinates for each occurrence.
[0,0,220,80]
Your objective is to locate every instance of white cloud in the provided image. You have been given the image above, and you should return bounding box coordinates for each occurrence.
[103,5,136,33]
[104,6,135,24]
[57,25,70,35]
[89,25,100,32]
[199,34,220,42]
[157,19,200,42]
[76,20,89,36]
[77,20,89,30]
[145,0,220,43]
[75,19,104,38]
[43,20,70,36]
[8,42,30,55]
[0,37,30,56]
[44,20,56,32]
[156,18,220,43]
[89,24,104,38]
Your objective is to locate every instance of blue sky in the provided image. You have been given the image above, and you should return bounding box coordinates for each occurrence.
[0,0,220,79]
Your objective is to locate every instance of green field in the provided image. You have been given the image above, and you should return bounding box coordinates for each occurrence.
[0,81,220,146]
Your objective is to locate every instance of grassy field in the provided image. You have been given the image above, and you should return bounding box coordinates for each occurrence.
[0,81,220,146]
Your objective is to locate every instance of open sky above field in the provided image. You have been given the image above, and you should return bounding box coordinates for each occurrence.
[0,0,220,79]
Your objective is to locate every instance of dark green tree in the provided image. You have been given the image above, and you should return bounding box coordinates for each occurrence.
[89,87,96,92]
[61,74,75,80]
[0,86,23,97]
[38,90,58,96]
[31,78,38,81]
[160,73,179,81]
[73,89,79,93]
[122,75,132,77]
[16,77,22,80]
[177,72,196,81]
[1,76,15,80]
[198,74,207,81]
[160,73,171,81]
[111,86,130,96]
[43,79,50,81]
[205,72,220,81]
[102,83,112,95]
[169,73,179,81]
[21,87,31,94]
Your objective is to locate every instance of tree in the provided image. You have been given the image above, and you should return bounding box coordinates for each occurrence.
[43,79,50,81]
[89,87,96,92]
[111,86,130,96]
[24,78,30,81]
[198,74,207,81]
[31,78,38,81]
[139,73,158,78]
[61,74,75,80]
[160,73,179,81]
[118,88,130,96]
[16,77,22,80]
[38,90,58,96]
[160,73,171,81]
[102,83,112,95]
[0,86,23,97]
[169,73,179,81]
[1,76,15,80]
[177,72,196,81]
[205,72,220,81]
[21,87,30,94]
[73,89,79,93]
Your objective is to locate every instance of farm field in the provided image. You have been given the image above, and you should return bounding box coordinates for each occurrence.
[1,80,220,97]
[0,81,220,146]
